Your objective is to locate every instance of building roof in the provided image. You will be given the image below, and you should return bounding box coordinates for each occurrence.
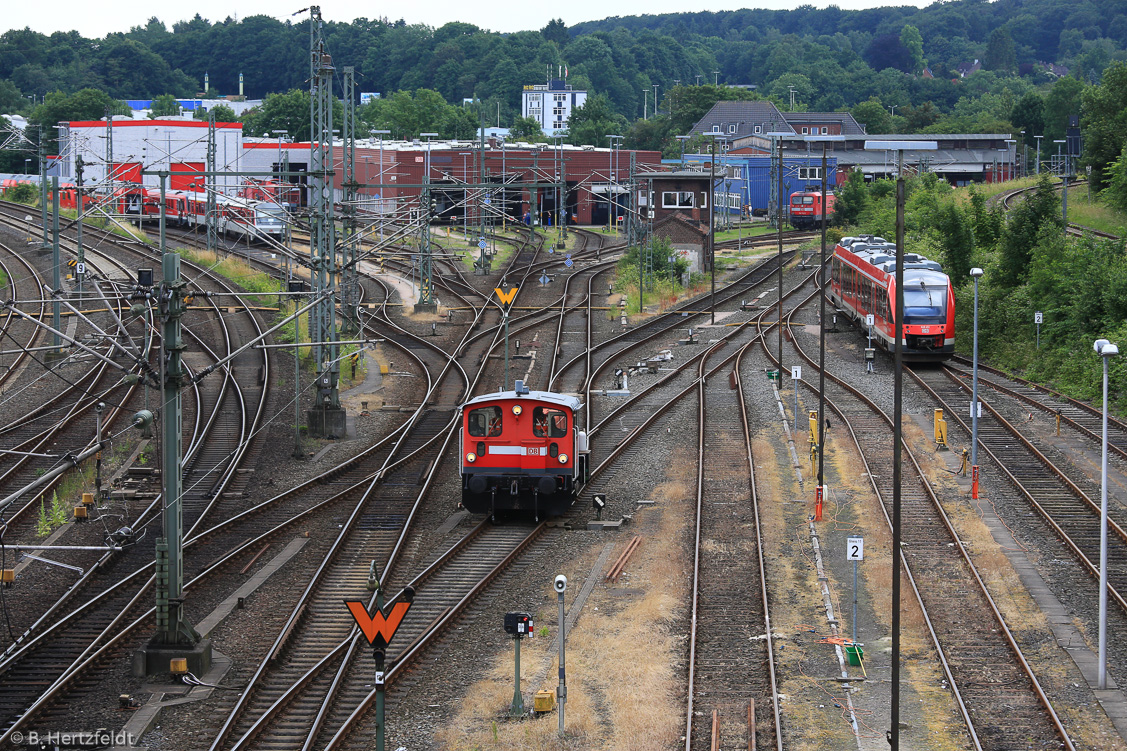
[781,112,868,136]
[690,101,793,139]
[653,211,708,239]
[462,390,581,411]
[844,145,1014,175]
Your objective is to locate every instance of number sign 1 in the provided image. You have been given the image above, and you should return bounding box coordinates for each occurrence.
[846,537,864,561]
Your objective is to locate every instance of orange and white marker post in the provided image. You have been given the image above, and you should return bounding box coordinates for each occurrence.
[346,585,414,751]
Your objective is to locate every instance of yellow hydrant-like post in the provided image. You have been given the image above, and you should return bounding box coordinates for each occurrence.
[934,408,948,450]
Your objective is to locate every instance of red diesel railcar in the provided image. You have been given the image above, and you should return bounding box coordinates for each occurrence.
[828,235,955,361]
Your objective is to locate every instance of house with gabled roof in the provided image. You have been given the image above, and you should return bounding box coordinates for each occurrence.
[781,112,868,138]
[689,101,794,141]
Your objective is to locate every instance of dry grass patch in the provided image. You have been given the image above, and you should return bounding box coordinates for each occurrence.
[432,448,694,749]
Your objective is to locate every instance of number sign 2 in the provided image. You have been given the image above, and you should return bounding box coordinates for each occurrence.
[846,537,864,561]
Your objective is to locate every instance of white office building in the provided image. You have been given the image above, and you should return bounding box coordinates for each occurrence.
[521,79,587,136]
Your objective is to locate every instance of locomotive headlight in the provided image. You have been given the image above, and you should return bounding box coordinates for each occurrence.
[558,453,568,464]
[512,404,523,416]
[466,453,476,463]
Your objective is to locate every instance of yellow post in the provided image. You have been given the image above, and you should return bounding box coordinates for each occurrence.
[960,447,969,477]
[1056,411,1061,436]
[809,410,819,475]
[934,408,948,449]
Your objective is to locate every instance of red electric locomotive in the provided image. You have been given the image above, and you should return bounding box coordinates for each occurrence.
[460,381,589,517]
[789,191,836,230]
[828,235,955,361]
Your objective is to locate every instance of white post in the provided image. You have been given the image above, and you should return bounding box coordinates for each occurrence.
[1095,339,1118,689]
[556,575,568,735]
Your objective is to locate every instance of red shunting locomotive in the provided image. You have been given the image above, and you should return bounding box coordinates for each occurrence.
[460,381,589,517]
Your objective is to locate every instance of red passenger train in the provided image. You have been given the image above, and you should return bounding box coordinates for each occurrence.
[828,235,955,361]
[460,382,589,517]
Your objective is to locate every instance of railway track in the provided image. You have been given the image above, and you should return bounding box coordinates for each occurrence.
[685,339,781,750]
[780,276,1074,749]
[909,365,1127,617]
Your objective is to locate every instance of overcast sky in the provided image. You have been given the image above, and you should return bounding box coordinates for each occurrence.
[7,0,931,37]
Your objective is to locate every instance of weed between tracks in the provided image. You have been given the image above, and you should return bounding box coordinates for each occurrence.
[433,448,693,749]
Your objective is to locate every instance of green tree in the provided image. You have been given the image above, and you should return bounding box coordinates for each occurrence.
[984,28,1017,74]
[0,79,26,113]
[900,25,926,75]
[29,89,130,155]
[359,89,471,140]
[194,104,239,123]
[541,19,569,48]
[852,98,891,135]
[834,169,868,227]
[903,101,940,132]
[509,115,547,142]
[150,94,181,118]
[1009,92,1045,146]
[625,115,671,152]
[768,73,814,111]
[565,94,627,146]
[1058,29,1083,59]
[241,89,341,141]
[1100,144,1127,214]
[997,174,1063,286]
[1081,61,1127,191]
[967,186,1002,249]
[932,202,975,282]
[1043,75,1083,142]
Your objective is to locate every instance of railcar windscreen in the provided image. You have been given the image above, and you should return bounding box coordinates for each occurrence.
[903,287,947,324]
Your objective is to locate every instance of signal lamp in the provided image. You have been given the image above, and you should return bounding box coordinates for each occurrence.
[558,454,568,464]
[466,453,476,463]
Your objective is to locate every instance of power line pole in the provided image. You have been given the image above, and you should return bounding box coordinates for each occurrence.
[308,6,345,437]
[206,112,218,255]
[74,155,85,298]
[38,128,49,255]
[105,107,113,200]
[416,133,438,313]
[137,173,210,675]
[341,66,360,324]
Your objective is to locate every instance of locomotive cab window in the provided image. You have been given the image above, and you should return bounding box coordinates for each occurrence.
[532,407,568,438]
[468,406,503,437]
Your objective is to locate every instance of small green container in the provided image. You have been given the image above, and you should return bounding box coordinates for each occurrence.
[845,645,864,666]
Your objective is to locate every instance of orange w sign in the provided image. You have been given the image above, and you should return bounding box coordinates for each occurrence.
[494,287,518,307]
[345,600,411,646]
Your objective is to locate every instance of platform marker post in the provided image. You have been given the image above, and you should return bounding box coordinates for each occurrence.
[847,537,863,643]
